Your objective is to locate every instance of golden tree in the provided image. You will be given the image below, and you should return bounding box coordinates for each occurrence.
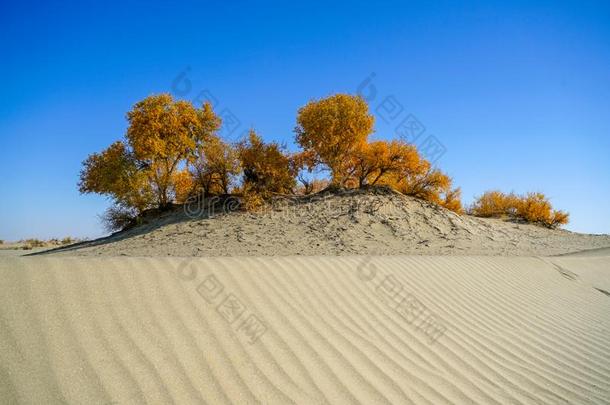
[172,169,195,204]
[347,140,420,187]
[238,130,296,196]
[191,135,240,196]
[78,141,153,213]
[126,94,221,207]
[80,94,224,230]
[295,94,374,184]
[548,210,570,228]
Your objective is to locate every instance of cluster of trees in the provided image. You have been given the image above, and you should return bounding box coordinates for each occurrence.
[468,190,569,228]
[294,94,463,213]
[79,93,568,231]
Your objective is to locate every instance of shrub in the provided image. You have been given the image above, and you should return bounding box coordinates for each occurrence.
[101,205,138,232]
[191,135,240,196]
[470,190,569,228]
[469,190,519,218]
[239,186,265,212]
[237,129,296,197]
[548,210,570,228]
[440,187,464,214]
[516,192,569,228]
[23,239,45,249]
[61,237,76,245]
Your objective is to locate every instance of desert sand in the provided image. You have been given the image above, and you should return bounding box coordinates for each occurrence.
[1,254,609,404]
[3,190,610,404]
[46,189,610,257]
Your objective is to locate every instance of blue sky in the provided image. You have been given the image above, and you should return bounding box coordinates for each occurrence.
[1,0,609,240]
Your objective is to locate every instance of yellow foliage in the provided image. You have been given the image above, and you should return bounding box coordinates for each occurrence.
[191,135,240,196]
[357,140,420,187]
[515,192,569,228]
[469,190,519,218]
[470,190,569,228]
[172,169,194,204]
[549,210,570,228]
[239,186,266,212]
[295,94,374,184]
[440,187,464,214]
[238,129,296,197]
[79,91,573,229]
[78,141,153,212]
[126,94,221,206]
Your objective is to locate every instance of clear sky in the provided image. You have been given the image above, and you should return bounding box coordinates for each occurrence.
[1,0,609,240]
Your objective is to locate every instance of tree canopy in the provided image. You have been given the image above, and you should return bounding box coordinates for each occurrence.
[79,92,568,231]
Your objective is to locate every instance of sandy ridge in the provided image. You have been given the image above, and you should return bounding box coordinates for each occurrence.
[44,191,610,257]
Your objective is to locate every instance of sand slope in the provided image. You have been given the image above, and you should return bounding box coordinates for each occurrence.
[1,255,609,404]
[46,190,610,257]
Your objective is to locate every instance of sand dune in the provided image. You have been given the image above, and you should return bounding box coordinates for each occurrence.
[45,190,610,257]
[1,255,609,404]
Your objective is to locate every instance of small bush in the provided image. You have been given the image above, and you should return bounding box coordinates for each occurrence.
[238,130,296,195]
[548,210,570,228]
[101,205,138,232]
[440,187,464,214]
[470,190,569,228]
[516,192,569,228]
[469,190,519,218]
[22,239,45,249]
[232,184,265,212]
[61,237,76,245]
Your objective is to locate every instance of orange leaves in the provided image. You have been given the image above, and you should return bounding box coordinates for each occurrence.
[515,192,569,228]
[295,94,374,184]
[172,169,195,204]
[470,191,569,228]
[124,94,222,207]
[292,94,463,214]
[126,95,220,161]
[81,94,223,210]
[469,190,519,218]
[440,187,463,214]
[191,135,240,196]
[80,91,570,229]
[348,140,419,187]
[237,130,295,197]
[549,210,570,228]
[78,141,153,212]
